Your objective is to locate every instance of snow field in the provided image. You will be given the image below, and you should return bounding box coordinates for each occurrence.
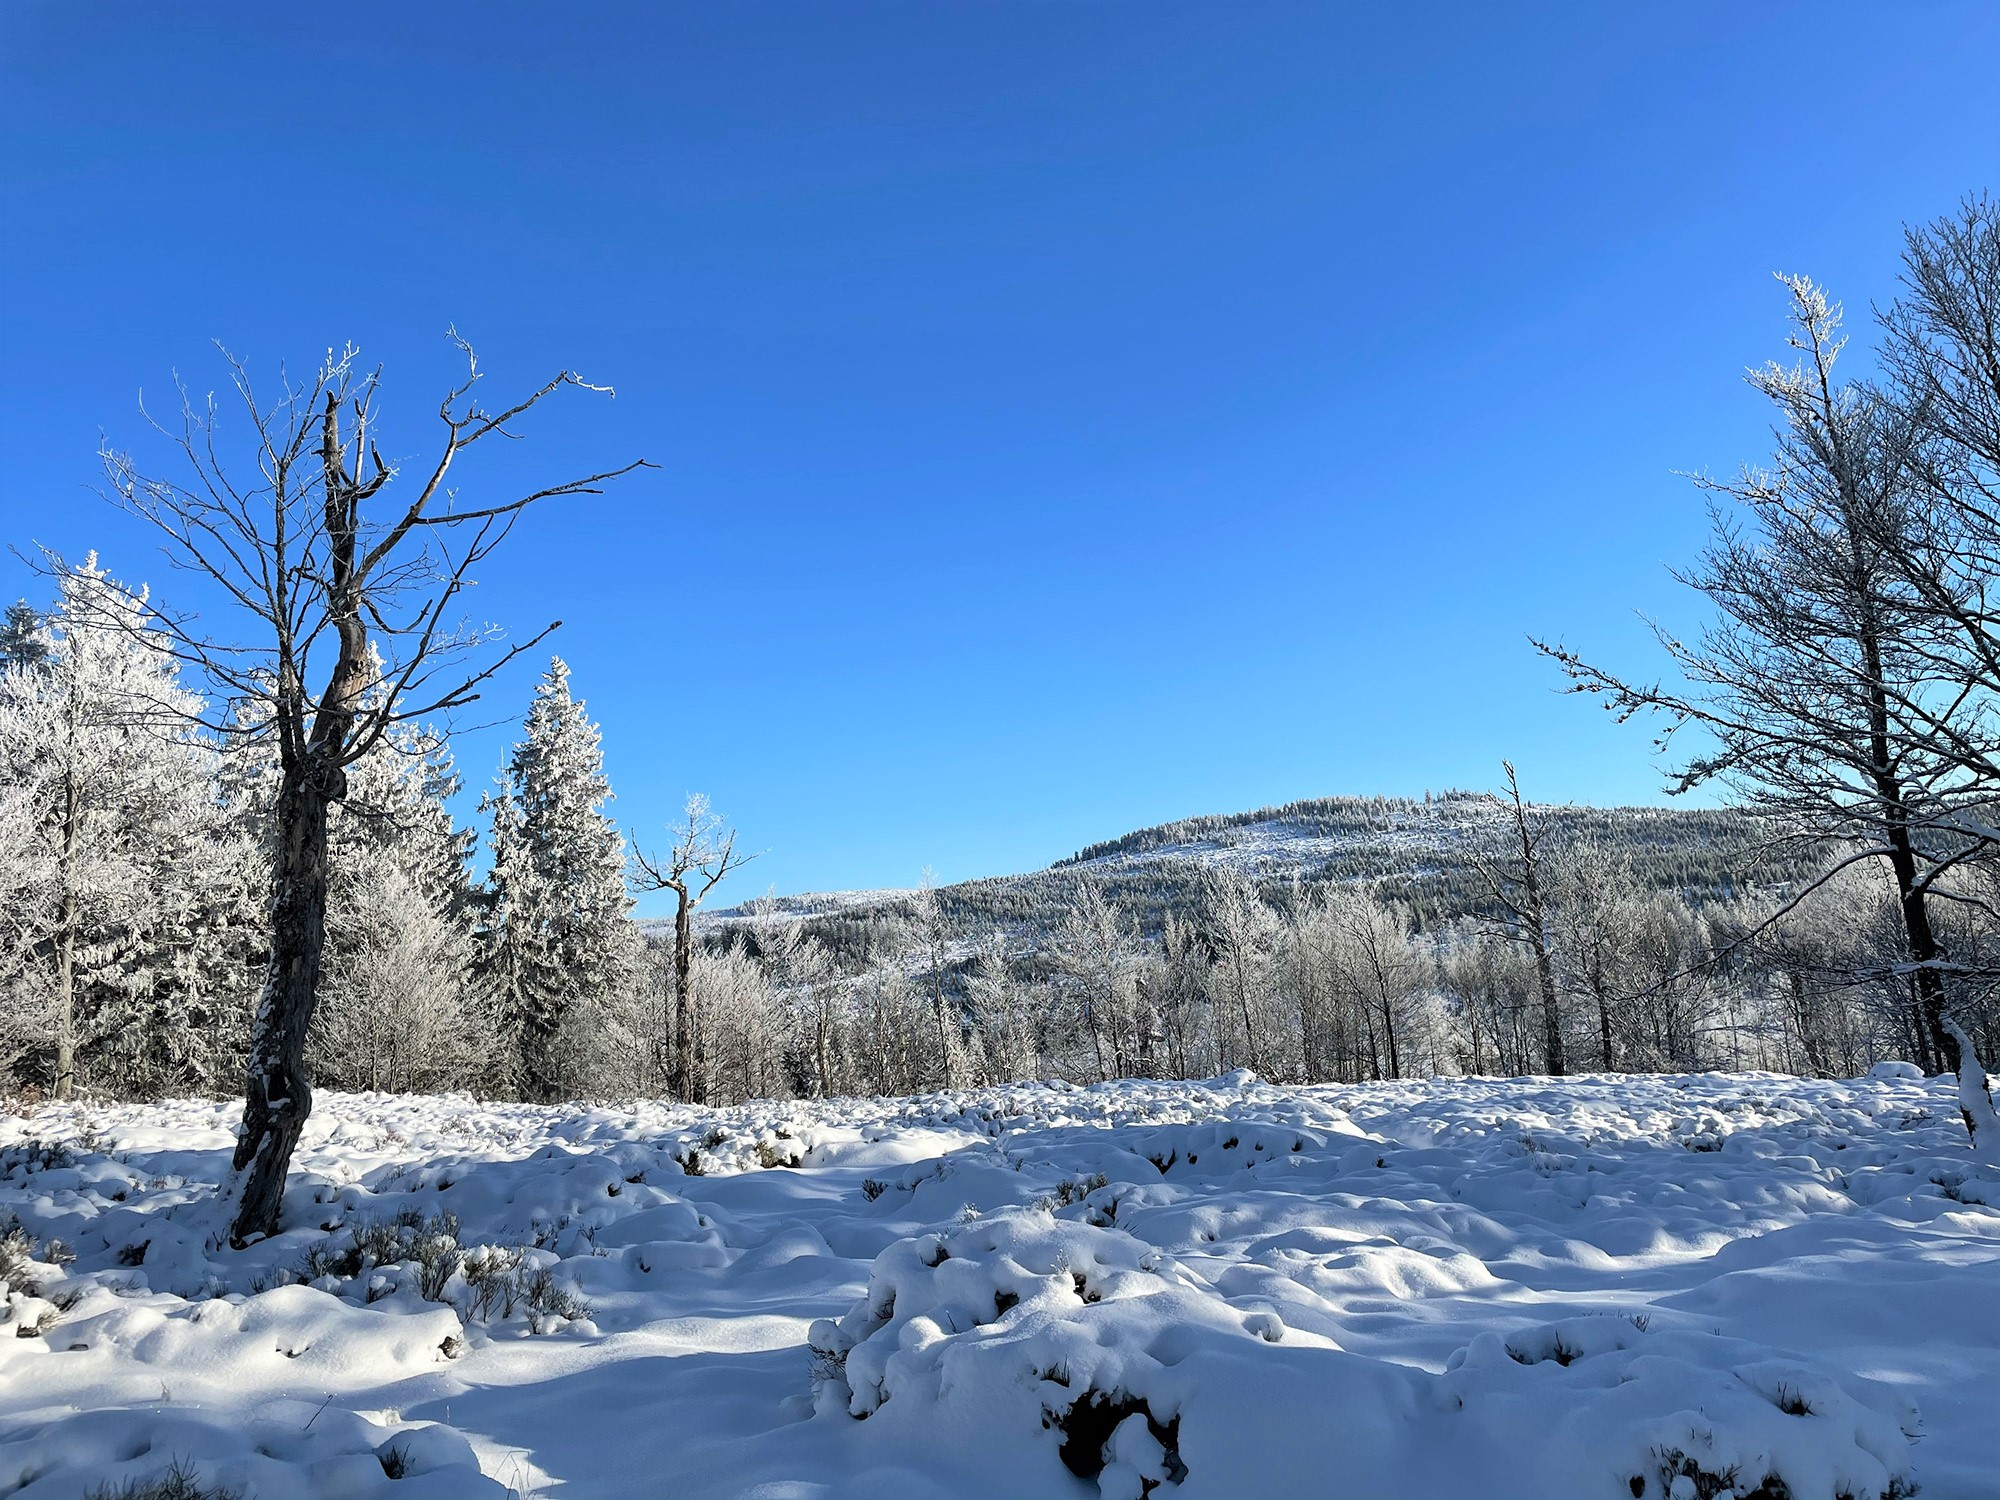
[1,1068,1995,1498]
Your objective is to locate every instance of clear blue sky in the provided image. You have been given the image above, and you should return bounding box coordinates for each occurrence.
[4,4,1998,914]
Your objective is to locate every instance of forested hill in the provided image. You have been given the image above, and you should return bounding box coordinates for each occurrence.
[698,791,1811,950]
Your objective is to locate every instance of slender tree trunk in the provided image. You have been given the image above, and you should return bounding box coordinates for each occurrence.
[1232,949,1260,1075]
[673,889,700,1103]
[1507,793,1565,1077]
[231,757,340,1244]
[931,971,954,1090]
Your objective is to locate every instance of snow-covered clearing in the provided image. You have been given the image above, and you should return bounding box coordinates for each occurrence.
[3,1070,1996,1499]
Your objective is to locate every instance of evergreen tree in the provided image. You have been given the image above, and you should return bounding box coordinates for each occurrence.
[0,558,255,1096]
[485,658,636,1099]
[0,601,50,674]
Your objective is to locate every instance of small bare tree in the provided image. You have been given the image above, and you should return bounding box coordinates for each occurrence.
[92,339,649,1244]
[631,793,755,1104]
[1468,764,1566,1077]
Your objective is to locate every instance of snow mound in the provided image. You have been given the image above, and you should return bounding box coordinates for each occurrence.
[814,1218,1920,1500]
[1447,1317,1919,1500]
[44,1283,465,1383]
[1868,1062,1926,1081]
[0,1399,504,1499]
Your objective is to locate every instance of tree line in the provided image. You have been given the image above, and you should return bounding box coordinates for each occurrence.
[3,561,1990,1114]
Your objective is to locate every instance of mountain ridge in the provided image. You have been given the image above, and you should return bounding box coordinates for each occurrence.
[678,790,1801,946]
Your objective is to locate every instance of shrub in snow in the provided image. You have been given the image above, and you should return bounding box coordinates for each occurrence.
[85,1458,240,1500]
[0,1139,77,1179]
[1,1214,73,1339]
[1446,1317,1919,1500]
[0,1399,507,1498]
[300,1208,463,1298]
[455,1244,588,1331]
[809,1208,1269,1494]
[1130,1122,1328,1177]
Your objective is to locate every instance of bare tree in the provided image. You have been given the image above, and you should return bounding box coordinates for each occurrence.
[1536,278,1983,1075]
[91,339,649,1243]
[1200,868,1277,1076]
[632,793,755,1103]
[1049,876,1143,1081]
[1468,764,1566,1076]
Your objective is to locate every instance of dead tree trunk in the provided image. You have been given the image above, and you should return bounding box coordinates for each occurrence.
[231,754,343,1240]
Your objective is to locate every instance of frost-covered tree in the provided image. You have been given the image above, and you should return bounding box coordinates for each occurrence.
[0,602,50,674]
[965,930,1039,1085]
[94,340,648,1242]
[904,871,966,1090]
[631,792,753,1102]
[1327,890,1426,1081]
[1200,869,1279,1076]
[0,558,255,1097]
[1538,280,1976,1075]
[1049,877,1144,1081]
[1468,764,1568,1076]
[487,658,638,1100]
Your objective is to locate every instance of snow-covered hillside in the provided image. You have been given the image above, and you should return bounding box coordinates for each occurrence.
[692,792,1787,941]
[4,1071,1995,1498]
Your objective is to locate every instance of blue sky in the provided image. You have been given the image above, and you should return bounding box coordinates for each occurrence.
[4,4,1998,914]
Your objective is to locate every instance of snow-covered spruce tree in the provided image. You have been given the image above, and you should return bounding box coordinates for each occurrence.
[98,342,648,1244]
[0,602,50,674]
[487,658,640,1101]
[0,557,256,1097]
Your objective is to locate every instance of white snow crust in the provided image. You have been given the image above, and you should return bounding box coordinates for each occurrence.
[3,1069,1996,1497]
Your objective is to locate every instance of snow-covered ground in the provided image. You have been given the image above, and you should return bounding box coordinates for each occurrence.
[3,1070,1995,1499]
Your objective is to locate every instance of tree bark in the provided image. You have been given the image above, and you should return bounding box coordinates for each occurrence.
[230,757,342,1244]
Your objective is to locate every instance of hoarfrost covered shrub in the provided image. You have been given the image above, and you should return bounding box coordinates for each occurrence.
[458,1245,589,1330]
[299,1207,463,1289]
[296,1207,587,1332]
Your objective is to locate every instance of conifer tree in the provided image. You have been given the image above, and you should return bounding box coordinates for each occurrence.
[0,602,50,674]
[0,558,253,1095]
[486,658,635,1099]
